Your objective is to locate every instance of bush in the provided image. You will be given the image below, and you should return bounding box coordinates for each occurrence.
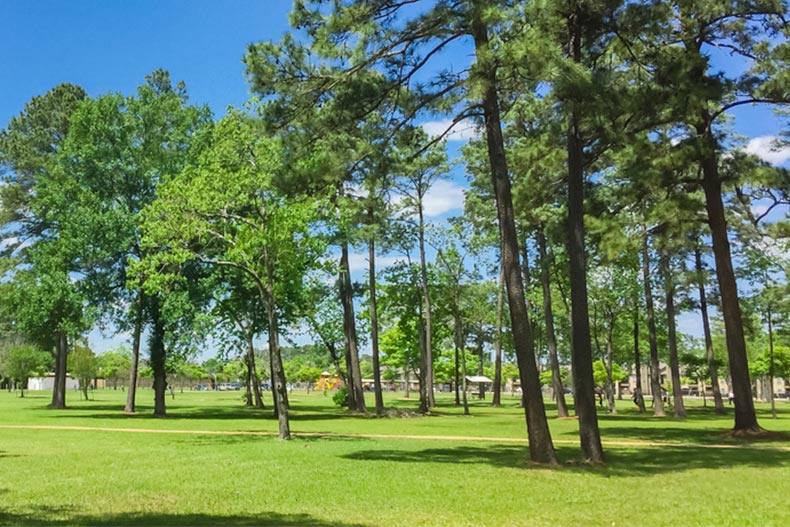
[332,385,349,407]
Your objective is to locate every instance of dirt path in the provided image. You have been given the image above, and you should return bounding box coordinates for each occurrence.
[1,423,789,451]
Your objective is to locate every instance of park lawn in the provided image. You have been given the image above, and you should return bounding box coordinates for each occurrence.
[1,390,789,526]
[1,388,789,445]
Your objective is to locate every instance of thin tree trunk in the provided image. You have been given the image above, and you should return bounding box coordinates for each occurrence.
[632,293,646,413]
[368,236,384,417]
[564,10,604,463]
[492,261,504,407]
[604,316,616,415]
[470,11,556,465]
[417,205,435,409]
[699,132,760,432]
[454,339,460,406]
[149,297,167,418]
[642,232,665,417]
[339,241,367,413]
[245,333,264,408]
[124,290,144,414]
[537,228,568,418]
[477,335,485,400]
[261,257,290,439]
[695,247,725,414]
[417,310,429,412]
[768,307,777,419]
[456,314,470,416]
[50,331,68,409]
[660,249,687,418]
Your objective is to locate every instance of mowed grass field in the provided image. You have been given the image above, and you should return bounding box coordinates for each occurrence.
[1,388,789,526]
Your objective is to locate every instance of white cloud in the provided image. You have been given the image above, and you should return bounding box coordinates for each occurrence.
[347,253,404,272]
[744,135,790,165]
[423,180,467,217]
[421,118,480,142]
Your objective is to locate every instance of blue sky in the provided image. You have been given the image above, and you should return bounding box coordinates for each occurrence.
[1,2,788,358]
[0,1,292,125]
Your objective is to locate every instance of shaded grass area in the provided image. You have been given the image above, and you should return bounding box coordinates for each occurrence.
[1,391,789,526]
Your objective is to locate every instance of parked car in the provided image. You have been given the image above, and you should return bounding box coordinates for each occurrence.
[194,384,209,391]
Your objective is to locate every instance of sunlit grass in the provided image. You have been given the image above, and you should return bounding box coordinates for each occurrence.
[0,389,788,526]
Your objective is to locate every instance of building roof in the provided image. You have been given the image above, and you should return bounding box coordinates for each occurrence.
[465,375,493,383]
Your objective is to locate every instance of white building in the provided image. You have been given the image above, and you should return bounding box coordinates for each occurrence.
[28,374,79,391]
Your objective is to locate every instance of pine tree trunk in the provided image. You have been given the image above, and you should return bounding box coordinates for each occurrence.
[642,232,665,417]
[454,340,461,406]
[660,249,686,418]
[477,336,485,400]
[604,320,616,415]
[417,312,429,413]
[50,331,68,409]
[695,248,725,414]
[456,314,469,416]
[768,308,777,419]
[537,228,568,418]
[470,11,557,465]
[492,262,504,407]
[632,293,646,413]
[698,131,760,432]
[124,290,144,414]
[339,241,367,413]
[368,236,385,417]
[417,205,435,409]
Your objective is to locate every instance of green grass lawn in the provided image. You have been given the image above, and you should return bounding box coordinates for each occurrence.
[1,388,789,526]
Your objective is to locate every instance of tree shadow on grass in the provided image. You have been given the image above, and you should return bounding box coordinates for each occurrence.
[48,404,345,423]
[0,507,369,526]
[341,443,790,477]
[600,425,790,445]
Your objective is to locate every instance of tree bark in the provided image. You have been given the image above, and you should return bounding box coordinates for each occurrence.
[417,204,435,410]
[698,131,760,432]
[245,333,264,408]
[695,248,725,414]
[149,297,167,418]
[632,293,646,413]
[455,313,470,416]
[454,337,461,406]
[50,331,68,409]
[537,228,568,418]
[470,11,557,465]
[260,255,291,439]
[642,232,665,416]
[492,261,504,407]
[339,241,367,412]
[604,316,616,415]
[368,236,385,417]
[477,334,485,400]
[768,307,777,419]
[124,290,144,414]
[559,8,605,462]
[660,249,686,418]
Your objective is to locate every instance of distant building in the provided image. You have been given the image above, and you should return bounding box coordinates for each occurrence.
[28,374,80,391]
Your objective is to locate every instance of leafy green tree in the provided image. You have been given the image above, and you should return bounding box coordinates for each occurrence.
[69,341,98,401]
[46,70,210,415]
[0,344,51,397]
[97,347,132,390]
[139,112,325,439]
[0,83,88,409]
